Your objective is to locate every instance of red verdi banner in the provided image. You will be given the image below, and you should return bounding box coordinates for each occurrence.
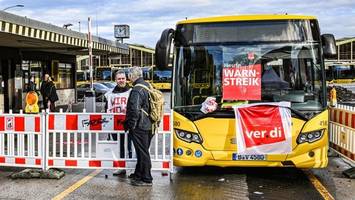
[234,102,292,154]
[222,64,261,100]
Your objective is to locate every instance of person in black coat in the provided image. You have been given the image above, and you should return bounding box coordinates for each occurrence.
[124,67,153,186]
[27,76,37,92]
[40,73,59,112]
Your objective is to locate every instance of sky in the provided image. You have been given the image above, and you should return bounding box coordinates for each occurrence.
[1,0,355,48]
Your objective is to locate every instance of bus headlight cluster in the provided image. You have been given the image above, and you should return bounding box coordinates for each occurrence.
[297,129,324,144]
[175,129,203,144]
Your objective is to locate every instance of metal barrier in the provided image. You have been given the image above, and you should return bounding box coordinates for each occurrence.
[0,110,173,175]
[0,110,45,169]
[45,111,173,173]
[329,104,355,163]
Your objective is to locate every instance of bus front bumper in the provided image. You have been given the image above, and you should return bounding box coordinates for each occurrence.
[173,143,328,168]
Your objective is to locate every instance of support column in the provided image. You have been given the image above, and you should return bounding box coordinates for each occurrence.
[141,50,143,67]
[351,41,353,63]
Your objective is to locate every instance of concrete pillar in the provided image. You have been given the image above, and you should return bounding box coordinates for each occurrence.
[130,48,132,66]
[141,50,143,67]
[351,41,353,63]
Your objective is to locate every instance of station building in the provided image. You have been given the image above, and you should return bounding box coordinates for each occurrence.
[0,11,128,112]
[325,38,355,83]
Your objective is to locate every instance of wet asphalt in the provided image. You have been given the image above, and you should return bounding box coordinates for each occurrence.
[0,166,326,200]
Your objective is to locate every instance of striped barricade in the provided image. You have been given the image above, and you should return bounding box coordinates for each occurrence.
[0,111,44,168]
[45,111,173,173]
[329,104,355,163]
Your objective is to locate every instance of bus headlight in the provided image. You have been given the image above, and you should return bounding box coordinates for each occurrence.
[175,129,203,144]
[297,129,324,144]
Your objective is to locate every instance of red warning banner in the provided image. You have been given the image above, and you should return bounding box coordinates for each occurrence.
[234,102,292,154]
[222,64,261,100]
[238,106,286,148]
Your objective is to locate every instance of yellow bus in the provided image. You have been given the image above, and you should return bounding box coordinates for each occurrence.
[325,64,355,84]
[95,66,152,84]
[95,66,115,82]
[155,14,337,168]
[76,70,89,86]
[152,68,172,90]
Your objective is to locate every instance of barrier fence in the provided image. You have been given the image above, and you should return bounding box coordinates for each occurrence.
[329,104,355,164]
[0,110,173,174]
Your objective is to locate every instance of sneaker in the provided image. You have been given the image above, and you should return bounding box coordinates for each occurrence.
[131,180,152,187]
[113,169,126,176]
[128,173,140,180]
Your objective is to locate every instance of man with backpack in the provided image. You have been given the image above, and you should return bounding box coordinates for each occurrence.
[124,66,164,187]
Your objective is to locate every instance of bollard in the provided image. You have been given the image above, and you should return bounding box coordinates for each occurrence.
[84,90,96,113]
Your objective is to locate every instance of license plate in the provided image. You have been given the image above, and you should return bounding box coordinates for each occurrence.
[232,153,266,161]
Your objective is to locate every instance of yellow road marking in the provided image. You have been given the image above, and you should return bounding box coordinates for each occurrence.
[304,170,335,200]
[52,169,102,200]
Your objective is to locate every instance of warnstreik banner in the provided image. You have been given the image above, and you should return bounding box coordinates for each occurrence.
[233,102,292,154]
[222,64,261,100]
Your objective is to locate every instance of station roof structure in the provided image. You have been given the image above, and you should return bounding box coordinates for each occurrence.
[0,11,128,55]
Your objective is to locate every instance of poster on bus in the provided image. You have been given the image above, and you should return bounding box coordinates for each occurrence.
[233,102,292,154]
[222,64,261,100]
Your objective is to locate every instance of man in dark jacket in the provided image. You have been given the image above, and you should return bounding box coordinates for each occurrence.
[124,66,153,186]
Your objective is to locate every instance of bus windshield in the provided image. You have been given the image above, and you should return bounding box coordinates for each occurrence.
[96,68,112,81]
[77,71,86,82]
[174,43,325,112]
[326,65,355,80]
[153,69,172,82]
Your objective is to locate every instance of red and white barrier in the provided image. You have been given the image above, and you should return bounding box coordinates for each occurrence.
[0,109,173,174]
[330,105,355,129]
[47,113,171,132]
[45,111,173,172]
[0,111,44,168]
[329,104,355,163]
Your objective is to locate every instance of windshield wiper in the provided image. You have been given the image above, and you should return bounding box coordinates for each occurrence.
[288,107,308,120]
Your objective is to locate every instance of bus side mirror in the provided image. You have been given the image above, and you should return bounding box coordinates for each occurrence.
[155,28,174,70]
[321,34,337,58]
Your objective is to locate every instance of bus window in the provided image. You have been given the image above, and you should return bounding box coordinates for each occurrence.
[95,67,112,81]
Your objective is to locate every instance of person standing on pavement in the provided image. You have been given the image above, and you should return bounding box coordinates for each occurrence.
[124,66,153,186]
[27,76,37,92]
[104,69,132,176]
[40,73,58,112]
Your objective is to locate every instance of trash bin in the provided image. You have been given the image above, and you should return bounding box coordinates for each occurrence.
[84,90,96,112]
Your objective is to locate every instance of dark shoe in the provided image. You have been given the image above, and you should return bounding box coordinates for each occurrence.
[131,180,152,187]
[113,169,126,176]
[128,173,140,180]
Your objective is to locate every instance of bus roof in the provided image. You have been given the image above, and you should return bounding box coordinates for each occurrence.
[177,14,316,25]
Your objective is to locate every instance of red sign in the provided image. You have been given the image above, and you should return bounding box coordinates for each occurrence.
[222,64,261,100]
[238,105,286,148]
